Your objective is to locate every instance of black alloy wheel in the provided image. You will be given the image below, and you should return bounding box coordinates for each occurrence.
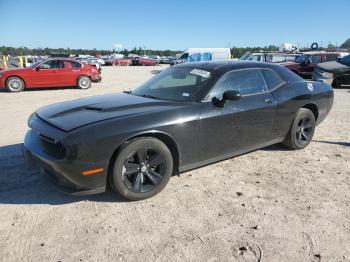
[295,116,314,146]
[122,147,167,193]
[111,137,173,200]
[283,108,316,150]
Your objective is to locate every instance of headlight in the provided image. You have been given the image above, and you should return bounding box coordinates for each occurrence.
[323,72,334,78]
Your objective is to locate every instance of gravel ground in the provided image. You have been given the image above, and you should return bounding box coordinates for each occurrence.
[0,66,349,262]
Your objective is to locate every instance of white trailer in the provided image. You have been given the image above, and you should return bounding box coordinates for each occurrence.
[174,48,231,64]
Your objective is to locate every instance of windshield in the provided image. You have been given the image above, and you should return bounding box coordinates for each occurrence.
[132,67,213,101]
[239,53,250,60]
[246,55,261,61]
[31,61,42,68]
[295,54,309,63]
[340,55,350,66]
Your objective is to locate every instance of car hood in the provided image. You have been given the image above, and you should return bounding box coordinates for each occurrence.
[36,93,184,132]
[317,61,350,72]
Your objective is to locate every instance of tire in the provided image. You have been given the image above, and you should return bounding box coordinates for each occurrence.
[77,75,91,89]
[6,76,25,92]
[311,42,318,50]
[283,108,316,150]
[111,137,173,201]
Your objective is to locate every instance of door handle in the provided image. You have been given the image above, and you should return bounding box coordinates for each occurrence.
[72,69,80,72]
[264,98,273,103]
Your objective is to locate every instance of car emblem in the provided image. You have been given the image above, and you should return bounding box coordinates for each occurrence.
[307,83,314,91]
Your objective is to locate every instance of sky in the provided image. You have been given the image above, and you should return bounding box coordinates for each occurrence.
[0,0,349,51]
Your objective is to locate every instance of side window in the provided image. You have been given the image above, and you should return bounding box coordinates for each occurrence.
[40,60,61,69]
[261,69,285,90]
[271,55,285,63]
[63,61,82,69]
[207,69,267,99]
[247,55,260,61]
[310,55,322,64]
[326,54,338,62]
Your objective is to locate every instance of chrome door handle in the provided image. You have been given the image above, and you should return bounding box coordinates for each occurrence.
[264,98,273,103]
[72,70,80,72]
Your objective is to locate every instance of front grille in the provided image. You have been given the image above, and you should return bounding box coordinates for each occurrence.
[313,68,324,78]
[313,68,325,80]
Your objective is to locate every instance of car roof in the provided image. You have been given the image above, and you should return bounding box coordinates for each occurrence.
[173,60,283,72]
[173,60,304,83]
[43,58,79,61]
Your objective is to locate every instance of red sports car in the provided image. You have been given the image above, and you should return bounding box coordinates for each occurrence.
[116,58,132,66]
[0,58,101,92]
[139,58,159,66]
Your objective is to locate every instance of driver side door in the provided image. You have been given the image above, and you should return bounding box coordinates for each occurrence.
[199,68,277,162]
[31,60,62,87]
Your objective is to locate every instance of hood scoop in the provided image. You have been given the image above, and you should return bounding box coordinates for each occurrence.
[85,105,104,111]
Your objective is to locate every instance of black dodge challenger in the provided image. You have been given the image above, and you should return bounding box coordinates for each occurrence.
[23,61,334,200]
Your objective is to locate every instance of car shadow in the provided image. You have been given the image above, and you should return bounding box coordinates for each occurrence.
[312,140,350,147]
[0,86,77,93]
[260,143,290,151]
[0,83,101,93]
[0,143,125,205]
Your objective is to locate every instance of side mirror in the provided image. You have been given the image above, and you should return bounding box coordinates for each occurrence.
[223,90,241,101]
[35,67,40,71]
[212,90,241,107]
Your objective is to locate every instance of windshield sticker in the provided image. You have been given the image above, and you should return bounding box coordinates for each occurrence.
[182,92,190,97]
[190,69,211,78]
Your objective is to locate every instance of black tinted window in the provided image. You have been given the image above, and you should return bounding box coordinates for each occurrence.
[261,69,285,90]
[208,69,267,99]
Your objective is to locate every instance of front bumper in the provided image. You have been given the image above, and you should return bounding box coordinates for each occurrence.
[23,127,107,195]
[0,76,5,89]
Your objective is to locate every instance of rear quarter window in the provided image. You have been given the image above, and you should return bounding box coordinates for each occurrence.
[261,69,286,90]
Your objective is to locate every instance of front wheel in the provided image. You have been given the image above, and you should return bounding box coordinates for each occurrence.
[283,108,315,150]
[77,76,91,89]
[111,137,173,201]
[6,77,25,92]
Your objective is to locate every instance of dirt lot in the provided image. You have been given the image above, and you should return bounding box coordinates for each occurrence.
[0,66,349,262]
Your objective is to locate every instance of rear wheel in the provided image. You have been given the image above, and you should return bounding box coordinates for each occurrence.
[283,108,315,150]
[77,75,91,89]
[111,137,173,201]
[6,77,25,92]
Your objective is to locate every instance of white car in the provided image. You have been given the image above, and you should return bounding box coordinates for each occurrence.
[86,57,105,65]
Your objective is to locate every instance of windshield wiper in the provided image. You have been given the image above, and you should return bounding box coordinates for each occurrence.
[123,90,132,94]
[139,94,160,100]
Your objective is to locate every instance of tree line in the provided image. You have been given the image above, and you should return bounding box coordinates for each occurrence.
[1,39,349,58]
[0,45,279,58]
